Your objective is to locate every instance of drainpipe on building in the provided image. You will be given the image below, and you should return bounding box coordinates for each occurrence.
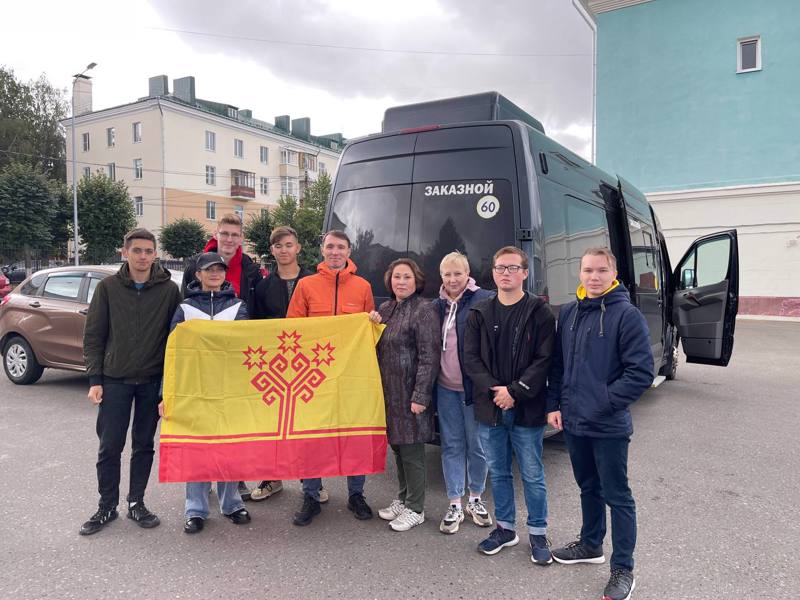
[573,0,597,165]
[157,98,167,231]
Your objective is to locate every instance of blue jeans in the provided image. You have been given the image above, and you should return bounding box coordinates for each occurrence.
[185,482,244,519]
[437,387,488,499]
[565,433,636,571]
[302,476,365,501]
[478,409,547,535]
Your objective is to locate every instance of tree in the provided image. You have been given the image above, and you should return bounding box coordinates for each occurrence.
[159,218,207,260]
[77,172,136,263]
[0,67,69,181]
[294,171,331,267]
[243,209,273,260]
[48,181,72,258]
[0,162,57,265]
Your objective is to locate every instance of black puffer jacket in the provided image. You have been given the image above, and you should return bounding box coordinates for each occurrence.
[253,269,312,319]
[463,293,556,427]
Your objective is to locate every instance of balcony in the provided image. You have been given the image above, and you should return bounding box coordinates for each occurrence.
[230,169,255,199]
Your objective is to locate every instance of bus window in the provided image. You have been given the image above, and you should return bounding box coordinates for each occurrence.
[329,185,412,296]
[541,193,612,307]
[629,219,660,293]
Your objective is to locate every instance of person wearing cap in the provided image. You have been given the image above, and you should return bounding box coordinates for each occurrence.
[286,229,376,526]
[249,225,312,502]
[182,212,262,500]
[159,252,252,534]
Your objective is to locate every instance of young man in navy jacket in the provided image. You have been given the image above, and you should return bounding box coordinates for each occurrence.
[546,247,653,600]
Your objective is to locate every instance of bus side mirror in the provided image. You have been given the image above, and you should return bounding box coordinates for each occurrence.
[681,268,695,289]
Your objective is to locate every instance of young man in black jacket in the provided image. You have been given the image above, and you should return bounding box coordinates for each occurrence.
[463,246,556,564]
[546,247,653,600]
[249,226,311,501]
[80,228,181,536]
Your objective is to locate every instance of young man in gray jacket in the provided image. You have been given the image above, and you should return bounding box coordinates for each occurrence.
[80,228,181,536]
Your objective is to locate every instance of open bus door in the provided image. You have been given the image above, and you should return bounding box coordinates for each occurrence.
[671,230,739,366]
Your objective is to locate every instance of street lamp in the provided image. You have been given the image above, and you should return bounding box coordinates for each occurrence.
[71,62,97,265]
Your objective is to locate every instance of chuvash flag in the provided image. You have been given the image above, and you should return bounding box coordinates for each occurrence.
[159,313,387,482]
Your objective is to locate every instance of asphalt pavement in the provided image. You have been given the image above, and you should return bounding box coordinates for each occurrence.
[1,319,798,600]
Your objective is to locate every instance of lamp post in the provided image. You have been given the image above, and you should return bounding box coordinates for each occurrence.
[71,62,97,265]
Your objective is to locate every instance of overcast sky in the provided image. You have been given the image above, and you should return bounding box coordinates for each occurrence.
[1,0,594,158]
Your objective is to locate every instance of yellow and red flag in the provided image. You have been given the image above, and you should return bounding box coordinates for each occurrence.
[159,313,386,483]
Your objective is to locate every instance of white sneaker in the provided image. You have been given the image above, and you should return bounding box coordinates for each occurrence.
[466,499,493,527]
[318,486,329,504]
[378,499,405,521]
[389,508,425,532]
[439,504,465,534]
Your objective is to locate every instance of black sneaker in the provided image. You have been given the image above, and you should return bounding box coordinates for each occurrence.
[238,481,252,501]
[183,517,204,534]
[224,508,251,525]
[529,534,553,565]
[478,525,519,555]
[127,501,160,529]
[552,539,605,564]
[347,493,373,520]
[604,568,635,600]
[293,495,321,526]
[79,507,118,536]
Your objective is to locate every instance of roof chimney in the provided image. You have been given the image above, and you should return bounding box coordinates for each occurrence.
[239,109,252,120]
[148,75,169,97]
[274,115,290,132]
[291,117,310,141]
[72,75,93,116]
[173,76,196,104]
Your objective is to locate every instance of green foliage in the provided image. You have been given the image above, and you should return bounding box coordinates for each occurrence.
[294,171,331,267]
[243,209,273,259]
[77,172,136,263]
[0,162,57,253]
[0,66,69,181]
[48,181,72,257]
[159,218,207,259]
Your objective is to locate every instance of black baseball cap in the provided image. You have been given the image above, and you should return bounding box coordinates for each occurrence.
[196,252,228,270]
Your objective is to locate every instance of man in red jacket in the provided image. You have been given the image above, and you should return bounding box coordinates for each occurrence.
[286,230,375,526]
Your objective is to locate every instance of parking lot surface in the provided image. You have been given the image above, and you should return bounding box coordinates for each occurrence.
[1,320,798,599]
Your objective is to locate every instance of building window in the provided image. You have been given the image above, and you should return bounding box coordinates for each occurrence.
[206,165,216,185]
[133,158,143,179]
[737,36,761,73]
[133,121,142,143]
[260,146,269,164]
[133,196,143,217]
[227,106,238,119]
[206,200,216,220]
[83,166,91,178]
[234,205,244,220]
[82,132,90,152]
[301,154,317,171]
[281,176,298,199]
[280,148,297,166]
[319,162,327,175]
[260,176,269,195]
[106,127,115,147]
[234,138,244,158]
[107,163,116,181]
[205,130,216,151]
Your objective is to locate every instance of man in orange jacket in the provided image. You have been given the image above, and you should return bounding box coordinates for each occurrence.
[286,230,376,526]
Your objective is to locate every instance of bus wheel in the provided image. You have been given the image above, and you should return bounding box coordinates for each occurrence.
[660,336,679,381]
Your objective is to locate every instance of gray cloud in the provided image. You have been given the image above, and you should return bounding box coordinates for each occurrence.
[148,0,593,154]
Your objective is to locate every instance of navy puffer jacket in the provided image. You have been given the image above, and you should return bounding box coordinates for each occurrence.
[546,282,653,438]
[170,281,249,332]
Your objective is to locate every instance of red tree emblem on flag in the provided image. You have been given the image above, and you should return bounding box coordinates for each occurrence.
[243,331,335,439]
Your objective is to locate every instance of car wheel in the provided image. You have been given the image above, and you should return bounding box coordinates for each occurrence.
[660,337,679,381]
[3,336,44,385]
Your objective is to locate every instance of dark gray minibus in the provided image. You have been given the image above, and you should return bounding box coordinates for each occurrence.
[325,92,739,380]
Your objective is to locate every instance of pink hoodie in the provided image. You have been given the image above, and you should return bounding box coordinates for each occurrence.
[437,277,480,391]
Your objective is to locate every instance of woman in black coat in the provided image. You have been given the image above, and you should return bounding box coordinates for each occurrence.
[369,258,441,532]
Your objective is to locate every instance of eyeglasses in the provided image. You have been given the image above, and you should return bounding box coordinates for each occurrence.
[217,231,241,239]
[493,265,524,274]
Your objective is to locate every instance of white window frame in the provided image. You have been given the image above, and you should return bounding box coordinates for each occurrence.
[234,205,244,221]
[133,196,143,217]
[319,162,327,175]
[260,176,269,195]
[206,200,217,221]
[133,158,143,180]
[106,127,115,148]
[82,132,90,152]
[234,138,244,159]
[107,162,116,181]
[260,146,269,164]
[737,36,761,73]
[280,148,297,166]
[133,121,142,143]
[205,130,216,152]
[206,165,216,186]
[83,166,91,178]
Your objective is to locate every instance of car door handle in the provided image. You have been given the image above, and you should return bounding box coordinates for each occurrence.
[78,308,89,315]
[29,301,41,308]
[681,291,702,306]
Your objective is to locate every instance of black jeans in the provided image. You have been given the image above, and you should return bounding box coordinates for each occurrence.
[95,378,160,509]
[565,432,636,571]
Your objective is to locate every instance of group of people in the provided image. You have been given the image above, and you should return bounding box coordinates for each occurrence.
[79,212,653,600]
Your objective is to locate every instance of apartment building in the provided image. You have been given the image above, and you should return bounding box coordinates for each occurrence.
[64,74,343,241]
